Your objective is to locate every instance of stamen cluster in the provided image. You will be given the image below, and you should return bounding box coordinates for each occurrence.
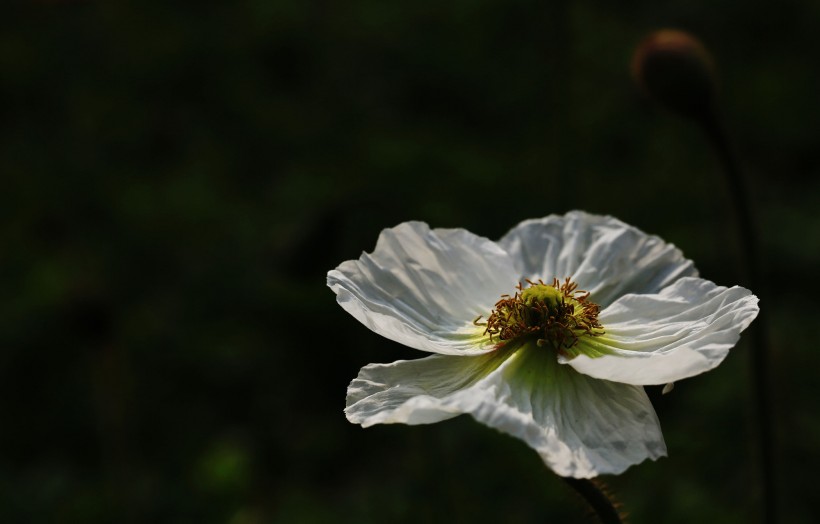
[475,278,604,351]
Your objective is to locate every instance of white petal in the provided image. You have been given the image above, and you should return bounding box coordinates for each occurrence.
[565,277,760,385]
[347,345,666,478]
[498,211,698,307]
[346,350,511,426]
[328,222,519,355]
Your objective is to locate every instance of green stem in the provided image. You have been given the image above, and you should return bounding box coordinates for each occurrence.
[562,477,622,524]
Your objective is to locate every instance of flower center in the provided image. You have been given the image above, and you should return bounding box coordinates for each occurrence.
[476,278,604,352]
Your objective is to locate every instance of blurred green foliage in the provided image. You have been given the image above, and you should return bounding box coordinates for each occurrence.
[1,0,818,522]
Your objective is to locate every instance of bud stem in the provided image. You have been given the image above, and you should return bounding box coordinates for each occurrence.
[633,29,777,521]
[698,110,777,524]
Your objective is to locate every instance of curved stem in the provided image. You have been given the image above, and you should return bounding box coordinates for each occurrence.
[698,111,776,524]
[562,477,622,524]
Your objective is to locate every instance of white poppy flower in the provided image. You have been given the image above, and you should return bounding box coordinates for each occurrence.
[327,211,759,478]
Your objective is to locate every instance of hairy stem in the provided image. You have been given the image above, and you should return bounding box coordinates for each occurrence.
[562,477,622,524]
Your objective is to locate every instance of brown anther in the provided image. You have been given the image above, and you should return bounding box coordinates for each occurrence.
[482,277,604,349]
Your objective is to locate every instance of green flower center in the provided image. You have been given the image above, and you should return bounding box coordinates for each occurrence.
[475,278,604,354]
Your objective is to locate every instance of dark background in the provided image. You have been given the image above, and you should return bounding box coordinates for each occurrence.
[2,1,818,522]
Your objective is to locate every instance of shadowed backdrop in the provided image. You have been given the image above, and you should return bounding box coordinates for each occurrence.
[1,1,818,522]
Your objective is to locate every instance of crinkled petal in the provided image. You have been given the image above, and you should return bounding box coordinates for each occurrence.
[565,277,759,385]
[346,350,511,426]
[498,211,698,308]
[346,345,666,478]
[328,222,519,355]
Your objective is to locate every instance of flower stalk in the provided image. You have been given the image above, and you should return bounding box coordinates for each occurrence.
[562,478,623,524]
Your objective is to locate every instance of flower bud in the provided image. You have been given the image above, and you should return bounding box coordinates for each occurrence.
[631,29,718,120]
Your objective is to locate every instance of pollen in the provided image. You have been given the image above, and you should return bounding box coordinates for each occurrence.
[475,278,604,352]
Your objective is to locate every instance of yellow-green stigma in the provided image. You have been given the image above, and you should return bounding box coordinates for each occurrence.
[476,278,604,354]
